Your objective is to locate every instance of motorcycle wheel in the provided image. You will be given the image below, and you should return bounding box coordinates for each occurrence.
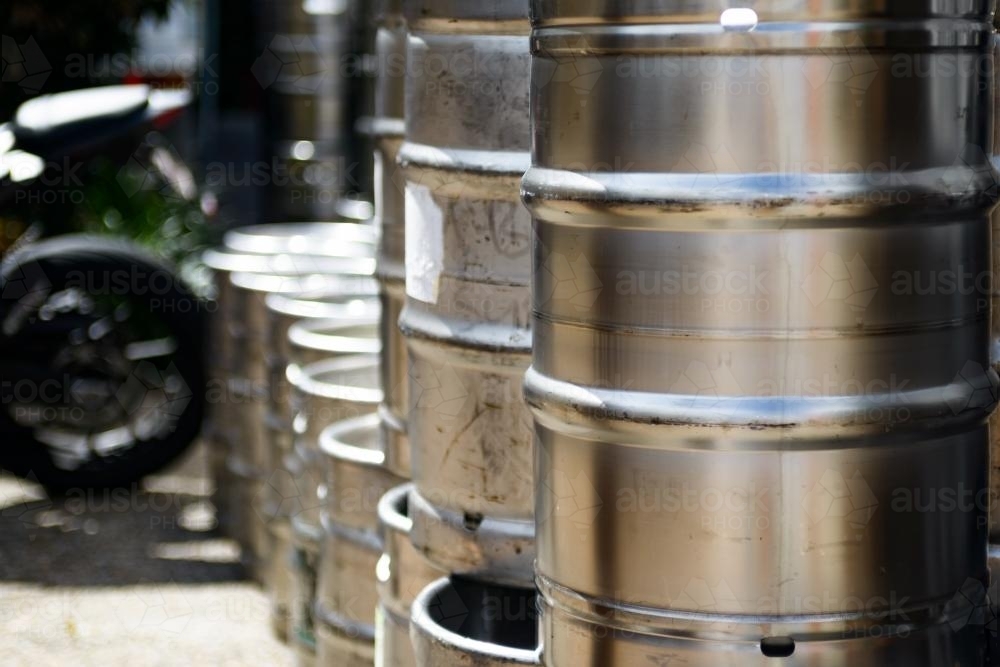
[0,234,206,491]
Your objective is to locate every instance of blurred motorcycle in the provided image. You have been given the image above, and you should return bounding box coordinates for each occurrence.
[0,85,207,490]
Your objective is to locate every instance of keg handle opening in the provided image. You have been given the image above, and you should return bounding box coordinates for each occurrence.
[760,636,795,658]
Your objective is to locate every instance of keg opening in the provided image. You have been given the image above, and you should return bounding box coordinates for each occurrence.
[429,577,538,651]
[760,637,795,658]
[720,8,758,31]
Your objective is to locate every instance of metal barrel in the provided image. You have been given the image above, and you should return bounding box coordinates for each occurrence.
[266,287,379,447]
[223,257,374,582]
[410,576,540,667]
[205,223,376,567]
[315,413,406,666]
[361,0,411,480]
[256,0,364,219]
[398,0,535,587]
[524,2,998,665]
[375,483,443,667]
[203,236,373,543]
[269,352,381,651]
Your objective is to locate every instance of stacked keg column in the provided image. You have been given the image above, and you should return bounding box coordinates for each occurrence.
[259,0,359,220]
[525,3,997,665]
[370,0,411,483]
[399,0,540,663]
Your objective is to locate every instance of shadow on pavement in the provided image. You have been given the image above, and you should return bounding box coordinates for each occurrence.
[0,443,246,586]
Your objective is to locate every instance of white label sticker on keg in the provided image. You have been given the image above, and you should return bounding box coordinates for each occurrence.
[405,182,444,303]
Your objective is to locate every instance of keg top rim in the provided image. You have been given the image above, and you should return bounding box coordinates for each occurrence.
[223,222,375,254]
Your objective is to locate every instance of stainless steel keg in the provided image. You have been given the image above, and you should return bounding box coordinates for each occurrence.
[315,413,406,666]
[376,484,442,667]
[203,246,365,543]
[205,223,377,566]
[366,0,410,480]
[266,287,379,453]
[524,2,998,665]
[224,257,374,582]
[398,0,535,586]
[410,577,540,666]
[272,352,382,650]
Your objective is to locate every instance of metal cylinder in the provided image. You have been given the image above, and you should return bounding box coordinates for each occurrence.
[315,414,406,666]
[268,353,382,643]
[524,2,997,665]
[376,484,443,667]
[203,245,368,544]
[266,289,379,452]
[205,223,377,567]
[398,0,535,586]
[410,577,540,667]
[362,0,411,480]
[226,261,375,582]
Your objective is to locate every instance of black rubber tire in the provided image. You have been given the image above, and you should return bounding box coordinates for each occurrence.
[0,234,206,491]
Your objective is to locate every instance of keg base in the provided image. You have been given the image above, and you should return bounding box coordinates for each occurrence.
[539,575,988,667]
[408,487,535,588]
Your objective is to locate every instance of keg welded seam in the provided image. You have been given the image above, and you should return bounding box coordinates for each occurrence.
[522,168,1000,229]
[524,366,998,440]
[532,19,995,53]
[537,573,979,643]
[529,1,996,26]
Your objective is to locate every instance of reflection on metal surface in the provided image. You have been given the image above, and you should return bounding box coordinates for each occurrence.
[525,1,998,664]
